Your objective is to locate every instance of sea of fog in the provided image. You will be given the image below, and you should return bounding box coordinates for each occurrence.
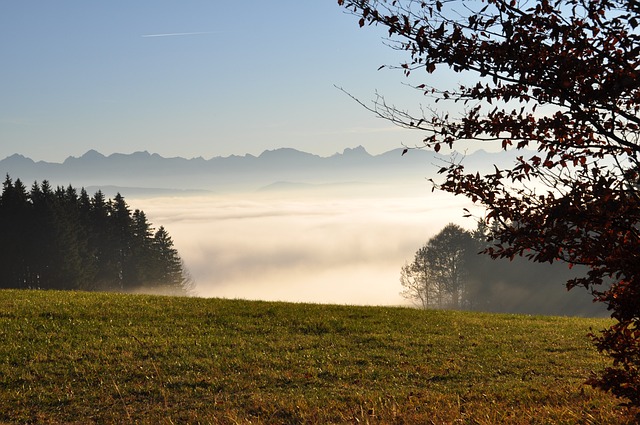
[130,186,477,306]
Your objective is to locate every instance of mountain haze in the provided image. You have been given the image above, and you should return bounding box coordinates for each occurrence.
[0,146,525,196]
[0,146,605,316]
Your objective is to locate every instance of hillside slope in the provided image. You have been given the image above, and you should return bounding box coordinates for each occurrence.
[0,290,633,424]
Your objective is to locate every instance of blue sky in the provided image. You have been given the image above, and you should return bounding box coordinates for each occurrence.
[1,1,426,162]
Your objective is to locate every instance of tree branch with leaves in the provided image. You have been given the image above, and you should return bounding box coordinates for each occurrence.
[340,0,640,407]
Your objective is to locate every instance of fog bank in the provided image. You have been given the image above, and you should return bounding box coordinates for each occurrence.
[131,187,474,306]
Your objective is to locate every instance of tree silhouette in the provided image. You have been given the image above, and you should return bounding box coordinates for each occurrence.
[340,0,640,405]
[0,177,30,288]
[0,176,192,295]
[400,246,434,309]
[401,223,474,309]
[151,226,193,295]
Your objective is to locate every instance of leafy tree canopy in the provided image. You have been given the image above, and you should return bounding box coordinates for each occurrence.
[339,0,640,406]
[401,223,474,309]
[400,221,603,315]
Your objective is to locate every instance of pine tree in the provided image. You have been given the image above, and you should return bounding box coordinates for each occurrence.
[127,209,154,289]
[110,193,132,290]
[88,190,116,290]
[0,176,30,288]
[0,177,192,294]
[152,226,190,295]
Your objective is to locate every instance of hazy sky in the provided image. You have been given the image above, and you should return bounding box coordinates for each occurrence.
[1,1,426,162]
[1,2,487,307]
[131,188,476,306]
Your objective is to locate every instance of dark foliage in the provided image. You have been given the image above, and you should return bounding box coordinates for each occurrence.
[401,222,603,316]
[0,175,192,295]
[340,0,640,405]
[401,223,474,309]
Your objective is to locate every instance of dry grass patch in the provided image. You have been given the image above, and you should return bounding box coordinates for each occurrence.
[0,289,635,424]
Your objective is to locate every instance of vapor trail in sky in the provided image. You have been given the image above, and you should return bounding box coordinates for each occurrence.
[141,31,216,38]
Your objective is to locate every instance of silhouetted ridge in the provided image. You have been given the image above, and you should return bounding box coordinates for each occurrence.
[0,147,532,193]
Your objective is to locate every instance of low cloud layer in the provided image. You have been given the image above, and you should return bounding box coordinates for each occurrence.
[131,187,475,306]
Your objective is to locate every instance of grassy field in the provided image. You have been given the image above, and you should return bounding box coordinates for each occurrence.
[0,289,635,424]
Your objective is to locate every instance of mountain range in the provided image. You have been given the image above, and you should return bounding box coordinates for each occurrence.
[0,146,526,196]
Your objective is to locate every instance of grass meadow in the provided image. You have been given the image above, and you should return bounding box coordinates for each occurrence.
[0,289,636,424]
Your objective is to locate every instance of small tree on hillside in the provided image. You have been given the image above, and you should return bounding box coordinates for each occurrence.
[151,226,193,295]
[427,223,474,309]
[401,223,474,309]
[400,246,433,309]
[339,0,640,405]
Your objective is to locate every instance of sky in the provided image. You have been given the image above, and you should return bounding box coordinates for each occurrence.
[0,1,497,307]
[0,3,603,311]
[1,1,428,162]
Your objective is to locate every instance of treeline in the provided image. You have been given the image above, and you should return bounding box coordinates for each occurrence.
[0,175,192,295]
[401,222,604,316]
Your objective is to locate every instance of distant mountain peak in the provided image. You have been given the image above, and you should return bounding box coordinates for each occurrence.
[61,149,106,165]
[81,149,106,160]
[342,145,369,156]
[258,148,317,159]
[4,153,32,162]
[127,150,152,157]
